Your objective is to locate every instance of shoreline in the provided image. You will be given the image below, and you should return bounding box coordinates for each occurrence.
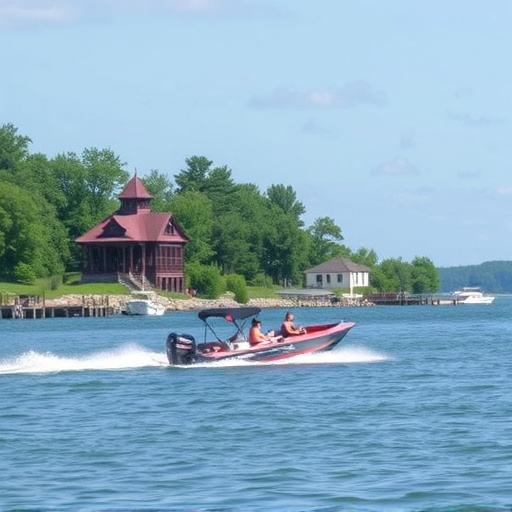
[41,293,374,312]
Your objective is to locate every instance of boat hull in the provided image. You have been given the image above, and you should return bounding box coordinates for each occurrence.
[124,299,166,316]
[460,297,494,304]
[451,288,495,305]
[166,321,355,365]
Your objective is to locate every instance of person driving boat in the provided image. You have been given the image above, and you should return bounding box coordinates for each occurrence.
[281,311,306,337]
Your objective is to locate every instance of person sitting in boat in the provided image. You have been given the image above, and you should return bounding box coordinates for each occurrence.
[280,312,306,337]
[249,318,273,346]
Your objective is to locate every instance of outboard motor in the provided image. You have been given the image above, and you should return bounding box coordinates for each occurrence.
[166,333,196,365]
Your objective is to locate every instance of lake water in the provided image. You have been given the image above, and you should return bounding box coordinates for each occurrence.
[1,298,511,512]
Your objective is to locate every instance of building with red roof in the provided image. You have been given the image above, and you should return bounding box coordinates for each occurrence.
[75,174,189,292]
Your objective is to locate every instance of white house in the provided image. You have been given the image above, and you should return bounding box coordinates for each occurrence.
[304,257,370,294]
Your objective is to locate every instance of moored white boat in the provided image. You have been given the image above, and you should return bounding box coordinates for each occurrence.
[451,287,495,305]
[123,298,166,316]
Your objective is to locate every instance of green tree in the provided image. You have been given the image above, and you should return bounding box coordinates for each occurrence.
[411,256,439,293]
[374,258,412,292]
[307,216,344,265]
[0,182,68,279]
[367,265,387,292]
[14,262,37,284]
[175,156,235,195]
[186,262,225,299]
[169,191,214,264]
[0,123,31,171]
[174,156,236,216]
[141,169,174,212]
[351,247,379,268]
[210,184,268,279]
[260,199,310,286]
[81,147,128,219]
[49,148,128,268]
[226,274,249,304]
[212,212,253,275]
[51,152,93,237]
[174,156,212,193]
[266,184,306,225]
[19,153,68,213]
[0,200,12,262]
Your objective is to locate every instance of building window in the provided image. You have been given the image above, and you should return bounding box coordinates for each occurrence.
[165,222,175,235]
[326,274,331,284]
[316,274,323,285]
[100,219,126,238]
[337,274,343,283]
[156,245,182,270]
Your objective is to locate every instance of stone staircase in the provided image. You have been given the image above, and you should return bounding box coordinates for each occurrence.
[118,272,154,292]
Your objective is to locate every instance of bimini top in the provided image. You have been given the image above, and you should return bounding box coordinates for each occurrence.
[198,307,261,322]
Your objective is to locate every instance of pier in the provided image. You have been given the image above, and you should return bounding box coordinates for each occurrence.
[365,293,459,306]
[0,294,119,319]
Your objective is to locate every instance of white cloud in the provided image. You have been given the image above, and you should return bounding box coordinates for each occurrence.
[496,186,512,196]
[0,0,77,27]
[457,169,481,179]
[248,81,386,110]
[301,118,331,135]
[399,131,415,150]
[392,185,433,205]
[447,110,505,127]
[451,87,473,100]
[127,0,286,17]
[372,157,419,176]
[0,0,283,28]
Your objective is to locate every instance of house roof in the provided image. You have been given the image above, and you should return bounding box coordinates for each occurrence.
[118,174,153,199]
[76,174,188,244]
[304,257,370,274]
[75,212,189,244]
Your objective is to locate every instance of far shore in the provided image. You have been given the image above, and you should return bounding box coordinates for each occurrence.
[25,293,374,312]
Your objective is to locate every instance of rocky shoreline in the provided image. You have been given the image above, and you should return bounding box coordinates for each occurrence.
[43,293,374,312]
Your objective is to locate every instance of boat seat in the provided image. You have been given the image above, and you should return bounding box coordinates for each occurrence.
[230,340,251,351]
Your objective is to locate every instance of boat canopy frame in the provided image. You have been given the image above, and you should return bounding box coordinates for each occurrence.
[198,307,261,342]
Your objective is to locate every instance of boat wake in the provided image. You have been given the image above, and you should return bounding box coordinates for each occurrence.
[292,345,390,364]
[0,344,168,375]
[0,345,389,374]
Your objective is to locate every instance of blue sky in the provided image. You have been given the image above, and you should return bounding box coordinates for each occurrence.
[1,0,510,267]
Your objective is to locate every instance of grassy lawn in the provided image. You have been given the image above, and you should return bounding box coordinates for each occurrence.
[0,278,129,300]
[0,277,282,301]
[246,286,281,299]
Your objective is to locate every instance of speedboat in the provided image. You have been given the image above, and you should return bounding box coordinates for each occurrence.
[165,307,355,365]
[451,287,495,305]
[123,298,166,316]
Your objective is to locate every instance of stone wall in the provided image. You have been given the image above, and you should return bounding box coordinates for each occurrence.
[42,293,374,312]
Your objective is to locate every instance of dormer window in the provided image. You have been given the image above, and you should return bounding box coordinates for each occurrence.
[100,219,126,238]
[165,222,175,235]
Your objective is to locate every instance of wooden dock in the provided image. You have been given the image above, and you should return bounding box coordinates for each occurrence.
[0,294,119,319]
[0,304,116,319]
[365,293,459,306]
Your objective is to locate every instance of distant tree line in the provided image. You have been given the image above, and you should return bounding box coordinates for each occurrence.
[438,261,512,293]
[0,123,440,293]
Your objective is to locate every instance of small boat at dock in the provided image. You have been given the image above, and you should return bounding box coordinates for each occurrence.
[123,298,166,316]
[450,288,495,305]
